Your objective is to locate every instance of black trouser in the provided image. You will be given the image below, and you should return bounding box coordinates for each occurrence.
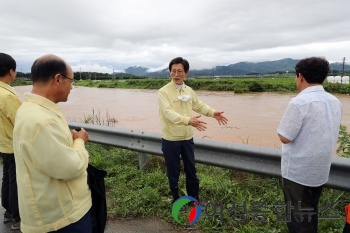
[49,209,92,233]
[1,153,20,221]
[162,138,199,201]
[282,178,323,233]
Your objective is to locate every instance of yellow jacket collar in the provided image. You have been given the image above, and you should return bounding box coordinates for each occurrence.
[0,81,18,96]
[24,93,64,117]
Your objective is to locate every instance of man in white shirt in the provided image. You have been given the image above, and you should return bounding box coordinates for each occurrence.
[277,57,342,233]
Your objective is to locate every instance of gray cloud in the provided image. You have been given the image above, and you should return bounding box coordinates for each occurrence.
[1,0,350,73]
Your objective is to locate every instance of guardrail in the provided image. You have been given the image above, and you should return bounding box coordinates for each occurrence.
[68,122,350,192]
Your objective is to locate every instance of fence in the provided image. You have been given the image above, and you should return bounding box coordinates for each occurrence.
[68,122,350,192]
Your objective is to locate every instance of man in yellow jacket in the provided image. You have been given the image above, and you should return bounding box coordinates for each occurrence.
[0,53,21,230]
[158,57,228,204]
[13,54,92,233]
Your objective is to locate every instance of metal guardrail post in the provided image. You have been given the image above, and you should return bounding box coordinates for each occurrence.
[68,122,350,192]
[138,152,148,170]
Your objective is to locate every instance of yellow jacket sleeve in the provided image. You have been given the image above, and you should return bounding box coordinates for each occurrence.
[4,94,21,126]
[191,91,215,117]
[28,121,89,180]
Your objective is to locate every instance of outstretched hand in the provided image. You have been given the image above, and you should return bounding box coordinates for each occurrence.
[189,115,207,131]
[214,111,228,125]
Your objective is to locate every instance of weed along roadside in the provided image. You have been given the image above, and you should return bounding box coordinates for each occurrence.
[2,130,347,232]
[86,142,350,232]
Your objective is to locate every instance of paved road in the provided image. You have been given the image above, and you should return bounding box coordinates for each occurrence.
[0,206,12,232]
[0,205,187,233]
[0,162,189,233]
[0,205,186,233]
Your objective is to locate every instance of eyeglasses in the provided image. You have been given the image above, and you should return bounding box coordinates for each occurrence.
[60,73,75,84]
[171,69,185,75]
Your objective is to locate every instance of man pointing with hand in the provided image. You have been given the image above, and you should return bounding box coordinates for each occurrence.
[158,57,228,205]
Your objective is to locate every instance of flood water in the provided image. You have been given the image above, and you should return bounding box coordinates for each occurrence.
[13,85,350,148]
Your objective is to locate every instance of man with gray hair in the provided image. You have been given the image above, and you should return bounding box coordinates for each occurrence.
[13,54,92,233]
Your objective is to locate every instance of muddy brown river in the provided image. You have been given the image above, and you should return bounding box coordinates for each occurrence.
[14,85,350,148]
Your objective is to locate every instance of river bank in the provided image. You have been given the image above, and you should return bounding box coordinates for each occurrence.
[72,77,350,94]
[13,76,350,94]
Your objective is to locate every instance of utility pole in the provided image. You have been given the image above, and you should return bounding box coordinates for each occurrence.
[342,57,346,77]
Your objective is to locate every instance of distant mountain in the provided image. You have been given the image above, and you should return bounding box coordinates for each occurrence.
[123,58,350,77]
[124,66,150,76]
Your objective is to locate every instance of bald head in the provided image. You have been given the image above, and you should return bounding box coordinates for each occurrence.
[31,54,69,83]
[31,54,74,103]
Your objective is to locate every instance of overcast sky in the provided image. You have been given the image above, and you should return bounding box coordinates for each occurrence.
[1,0,350,73]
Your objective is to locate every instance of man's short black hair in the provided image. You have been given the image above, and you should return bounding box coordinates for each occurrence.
[169,57,190,73]
[0,53,16,77]
[295,57,329,84]
[31,57,67,83]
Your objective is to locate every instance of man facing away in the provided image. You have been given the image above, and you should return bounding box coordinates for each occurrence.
[0,53,21,230]
[277,57,342,233]
[158,57,228,205]
[13,54,92,233]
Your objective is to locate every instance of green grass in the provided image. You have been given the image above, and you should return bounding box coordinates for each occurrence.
[87,143,350,232]
[73,77,350,94]
[337,125,350,158]
[12,76,350,94]
[12,79,32,86]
